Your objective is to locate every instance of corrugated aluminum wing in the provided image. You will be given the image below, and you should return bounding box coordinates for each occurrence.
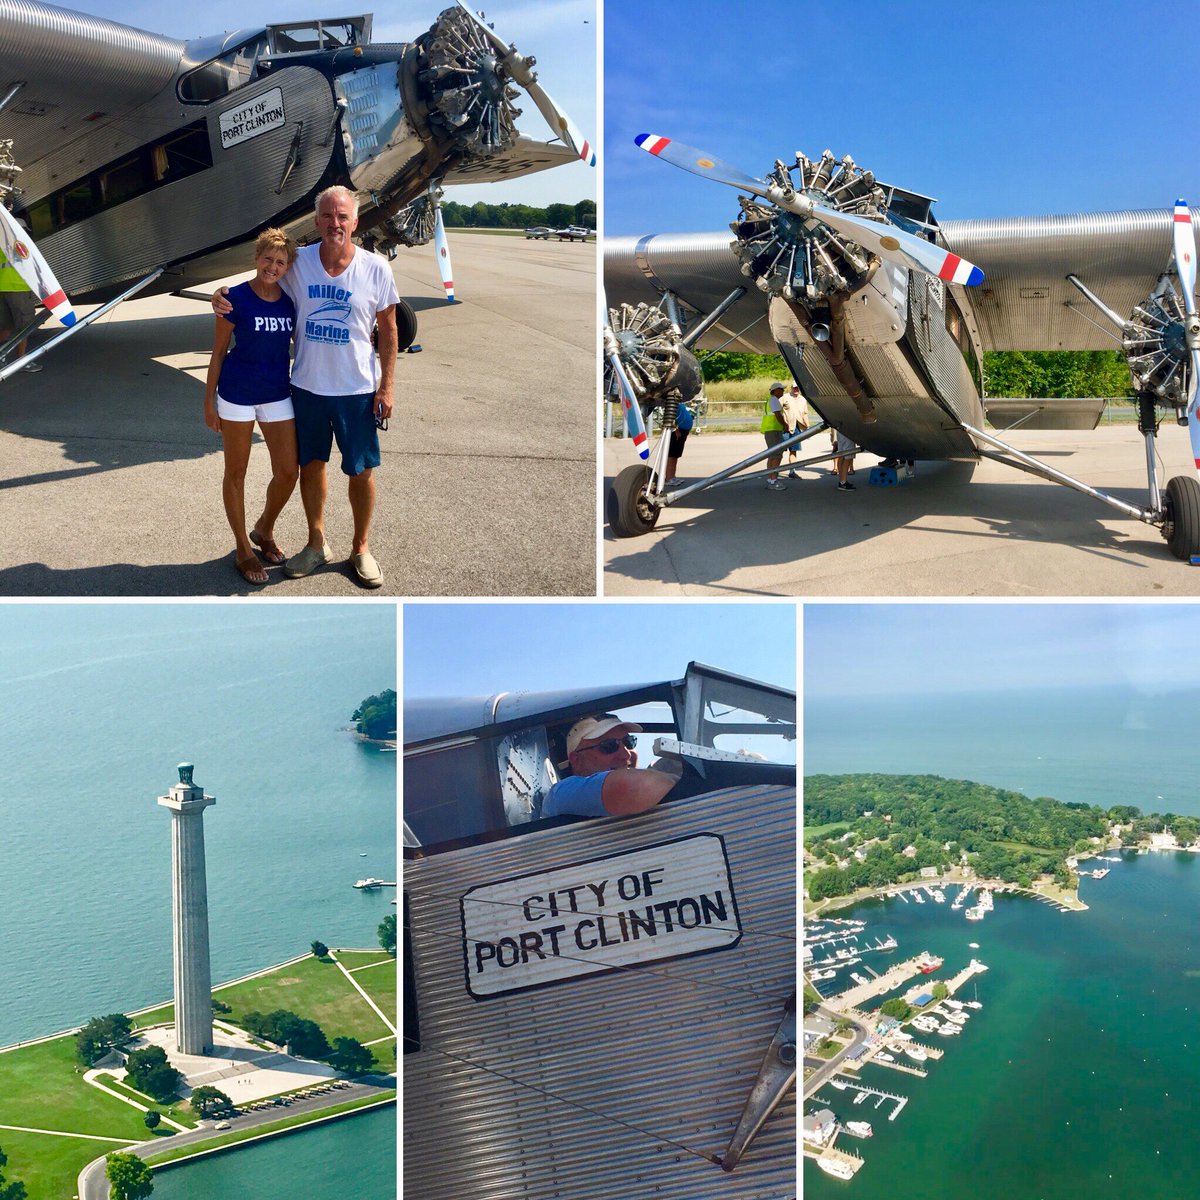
[404,784,797,1200]
[0,0,184,158]
[944,208,1200,351]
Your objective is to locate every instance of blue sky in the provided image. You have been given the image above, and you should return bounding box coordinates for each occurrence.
[805,604,1200,698]
[68,0,596,206]
[605,0,1200,235]
[403,601,796,698]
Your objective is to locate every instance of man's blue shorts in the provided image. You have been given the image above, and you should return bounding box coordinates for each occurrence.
[291,385,380,477]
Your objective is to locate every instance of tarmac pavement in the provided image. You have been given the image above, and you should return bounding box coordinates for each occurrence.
[604,424,1200,596]
[0,233,595,597]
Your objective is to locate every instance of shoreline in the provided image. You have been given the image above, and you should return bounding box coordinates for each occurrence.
[806,873,1088,918]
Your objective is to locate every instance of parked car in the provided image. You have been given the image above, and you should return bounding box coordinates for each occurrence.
[524,226,551,239]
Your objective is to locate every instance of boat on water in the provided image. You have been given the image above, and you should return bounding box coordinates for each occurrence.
[844,1120,873,1138]
[965,1000,983,1009]
[853,1090,869,1105]
[937,1023,960,1036]
[904,1045,928,1062]
[850,972,869,985]
[354,877,385,889]
[816,1157,855,1179]
[876,1052,895,1062]
[944,999,963,1010]
[913,892,925,904]
[916,951,943,974]
[876,935,898,951]
[811,969,837,981]
[892,1030,913,1041]
[968,942,980,949]
[831,1079,848,1090]
[965,907,984,921]
[946,1011,969,1025]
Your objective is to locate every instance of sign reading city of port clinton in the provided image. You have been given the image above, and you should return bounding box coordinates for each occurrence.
[460,834,742,999]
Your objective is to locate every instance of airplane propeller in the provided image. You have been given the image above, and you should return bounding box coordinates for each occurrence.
[0,202,76,328]
[431,191,458,305]
[634,133,984,287]
[603,308,649,460]
[1171,200,1200,471]
[455,4,596,167]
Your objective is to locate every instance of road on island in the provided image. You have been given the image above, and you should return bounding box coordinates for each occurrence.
[77,1079,395,1200]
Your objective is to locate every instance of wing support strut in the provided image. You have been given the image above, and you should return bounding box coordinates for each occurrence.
[0,268,164,384]
[961,421,1158,524]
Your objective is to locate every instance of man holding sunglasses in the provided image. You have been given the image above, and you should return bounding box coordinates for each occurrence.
[542,714,682,819]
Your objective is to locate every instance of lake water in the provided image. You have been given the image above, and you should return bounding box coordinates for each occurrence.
[0,603,396,1196]
[805,684,1200,817]
[804,851,1200,1199]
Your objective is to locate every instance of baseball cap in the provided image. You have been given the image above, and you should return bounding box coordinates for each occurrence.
[769,381,785,392]
[566,713,643,756]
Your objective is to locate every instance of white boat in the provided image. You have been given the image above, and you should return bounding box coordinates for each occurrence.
[913,892,925,904]
[892,1030,913,1041]
[876,1052,895,1062]
[966,1000,983,1009]
[844,1120,873,1138]
[968,942,980,949]
[937,1024,960,1036]
[830,1079,849,1090]
[354,877,384,890]
[853,1090,869,1105]
[965,907,984,921]
[946,1011,969,1024]
[944,999,964,1010]
[904,1045,928,1062]
[851,972,869,985]
[816,1157,855,1179]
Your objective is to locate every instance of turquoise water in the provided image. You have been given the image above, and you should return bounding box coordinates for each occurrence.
[152,1105,395,1200]
[805,852,1200,1199]
[0,604,396,1195]
[805,684,1200,816]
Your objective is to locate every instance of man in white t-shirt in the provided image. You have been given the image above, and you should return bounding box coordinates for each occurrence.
[214,186,399,587]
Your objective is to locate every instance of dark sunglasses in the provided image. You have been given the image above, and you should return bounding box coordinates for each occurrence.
[375,415,388,431]
[590,734,637,754]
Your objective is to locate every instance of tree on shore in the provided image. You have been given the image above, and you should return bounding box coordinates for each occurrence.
[378,913,397,956]
[125,1046,182,1103]
[311,940,329,959]
[931,982,948,1000]
[0,1147,28,1200]
[241,1010,330,1059]
[106,1153,153,1200]
[353,689,396,739]
[327,1037,374,1076]
[76,1013,133,1066]
[190,1086,233,1118]
[143,1111,161,1132]
[879,997,911,1021]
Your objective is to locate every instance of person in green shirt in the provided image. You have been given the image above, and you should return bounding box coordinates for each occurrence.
[0,222,41,373]
[760,381,791,490]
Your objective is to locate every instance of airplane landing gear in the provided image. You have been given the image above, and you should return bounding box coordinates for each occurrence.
[1162,475,1200,560]
[607,464,660,537]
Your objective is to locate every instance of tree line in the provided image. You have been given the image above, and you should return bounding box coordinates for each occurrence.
[442,199,595,230]
[804,773,1196,901]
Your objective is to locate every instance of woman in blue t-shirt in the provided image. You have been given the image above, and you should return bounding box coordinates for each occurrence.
[203,229,299,585]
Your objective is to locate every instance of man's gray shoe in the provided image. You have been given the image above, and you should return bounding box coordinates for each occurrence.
[350,551,383,589]
[283,542,332,578]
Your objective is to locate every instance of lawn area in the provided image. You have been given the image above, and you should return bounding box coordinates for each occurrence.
[338,952,396,1024]
[0,1038,154,1200]
[0,1038,149,1138]
[94,1073,197,1128]
[141,1093,396,1168]
[216,956,392,1048]
[805,822,851,843]
[130,1002,174,1030]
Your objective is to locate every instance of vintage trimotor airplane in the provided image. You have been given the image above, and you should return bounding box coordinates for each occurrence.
[404,662,796,1199]
[0,0,594,380]
[604,135,1200,560]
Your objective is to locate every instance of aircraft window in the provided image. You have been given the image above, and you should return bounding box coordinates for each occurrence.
[268,21,364,53]
[404,741,503,845]
[179,35,268,103]
[98,155,149,210]
[687,675,796,765]
[945,295,982,390]
[22,123,213,238]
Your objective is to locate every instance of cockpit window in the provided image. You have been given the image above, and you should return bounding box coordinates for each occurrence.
[684,673,796,765]
[266,18,371,54]
[179,35,269,102]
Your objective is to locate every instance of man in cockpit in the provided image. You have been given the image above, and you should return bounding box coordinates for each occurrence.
[542,714,682,819]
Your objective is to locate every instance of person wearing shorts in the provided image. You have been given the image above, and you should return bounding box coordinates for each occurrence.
[204,229,299,585]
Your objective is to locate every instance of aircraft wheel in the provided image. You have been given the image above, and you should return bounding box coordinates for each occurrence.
[1163,475,1200,559]
[607,464,660,537]
[395,299,417,352]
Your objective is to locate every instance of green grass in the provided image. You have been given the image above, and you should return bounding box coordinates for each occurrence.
[443,226,529,237]
[94,1074,197,1129]
[0,1038,153,1200]
[805,822,851,843]
[142,1092,396,1168]
[216,956,392,1049]
[130,1003,174,1030]
[339,955,396,1026]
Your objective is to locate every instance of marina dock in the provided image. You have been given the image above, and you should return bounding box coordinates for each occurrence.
[823,954,933,1010]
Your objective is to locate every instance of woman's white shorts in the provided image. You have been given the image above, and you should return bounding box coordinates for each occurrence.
[216,394,295,423]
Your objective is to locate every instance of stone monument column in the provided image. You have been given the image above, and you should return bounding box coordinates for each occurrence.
[157,763,216,1055]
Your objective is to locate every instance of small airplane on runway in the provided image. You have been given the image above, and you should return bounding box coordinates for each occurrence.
[604,135,1200,561]
[0,1,594,379]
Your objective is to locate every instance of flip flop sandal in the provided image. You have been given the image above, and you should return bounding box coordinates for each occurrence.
[235,553,268,586]
[250,529,286,565]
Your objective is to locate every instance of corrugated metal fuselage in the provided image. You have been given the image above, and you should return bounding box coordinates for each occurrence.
[404,784,797,1200]
[606,232,986,460]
